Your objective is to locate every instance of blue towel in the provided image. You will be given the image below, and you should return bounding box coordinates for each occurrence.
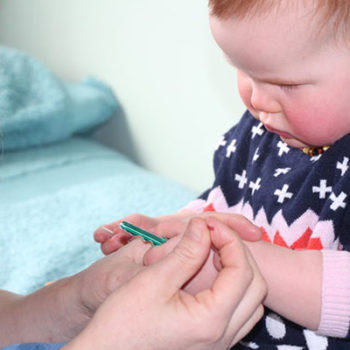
[0,137,196,294]
[0,46,196,350]
[0,46,119,150]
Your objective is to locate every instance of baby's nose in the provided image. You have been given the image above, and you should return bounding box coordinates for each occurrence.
[250,87,280,114]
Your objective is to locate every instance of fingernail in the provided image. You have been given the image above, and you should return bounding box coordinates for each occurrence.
[102,226,114,237]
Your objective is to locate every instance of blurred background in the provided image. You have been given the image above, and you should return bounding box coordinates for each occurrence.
[0,0,245,192]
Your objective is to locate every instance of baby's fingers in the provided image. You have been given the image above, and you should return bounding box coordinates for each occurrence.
[100,233,133,255]
[94,214,160,254]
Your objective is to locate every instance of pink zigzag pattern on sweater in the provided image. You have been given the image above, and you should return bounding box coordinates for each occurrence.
[185,186,339,250]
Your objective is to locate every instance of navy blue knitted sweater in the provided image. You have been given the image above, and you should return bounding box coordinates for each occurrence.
[186,110,350,349]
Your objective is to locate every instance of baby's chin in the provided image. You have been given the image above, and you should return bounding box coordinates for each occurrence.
[280,136,313,149]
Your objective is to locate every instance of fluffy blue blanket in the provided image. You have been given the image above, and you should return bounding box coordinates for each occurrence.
[0,137,195,294]
[0,46,196,350]
[0,45,118,150]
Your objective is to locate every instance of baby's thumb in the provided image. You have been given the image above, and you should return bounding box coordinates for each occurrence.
[141,218,212,295]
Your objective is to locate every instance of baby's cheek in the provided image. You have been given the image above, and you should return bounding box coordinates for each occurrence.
[237,72,255,115]
[288,103,337,146]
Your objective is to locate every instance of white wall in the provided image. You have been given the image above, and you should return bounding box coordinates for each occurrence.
[0,0,245,192]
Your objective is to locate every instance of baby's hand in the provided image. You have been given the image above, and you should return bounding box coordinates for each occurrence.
[143,213,262,294]
[94,212,192,255]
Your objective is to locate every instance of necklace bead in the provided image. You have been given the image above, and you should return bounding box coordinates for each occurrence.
[301,145,330,157]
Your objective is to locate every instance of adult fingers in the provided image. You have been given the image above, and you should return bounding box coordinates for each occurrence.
[94,214,157,242]
[143,234,182,266]
[135,217,212,296]
[196,218,260,319]
[171,218,264,348]
[224,246,267,345]
[155,218,189,238]
[229,305,265,347]
[202,212,262,242]
[116,237,153,262]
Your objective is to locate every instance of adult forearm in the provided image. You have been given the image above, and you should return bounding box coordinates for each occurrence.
[0,276,90,347]
[245,240,322,330]
[0,289,27,346]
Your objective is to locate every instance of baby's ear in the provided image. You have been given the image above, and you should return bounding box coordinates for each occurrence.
[143,236,181,266]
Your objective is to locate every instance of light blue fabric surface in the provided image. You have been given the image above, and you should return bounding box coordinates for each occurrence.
[0,137,196,294]
[0,46,195,348]
[0,46,118,150]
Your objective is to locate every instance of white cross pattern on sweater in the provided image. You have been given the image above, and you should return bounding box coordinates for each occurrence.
[312,179,332,199]
[274,184,293,203]
[274,168,291,177]
[330,192,347,211]
[235,170,248,189]
[249,177,261,195]
[215,135,227,150]
[253,147,260,162]
[251,123,264,139]
[226,139,237,158]
[337,157,349,176]
[277,141,290,157]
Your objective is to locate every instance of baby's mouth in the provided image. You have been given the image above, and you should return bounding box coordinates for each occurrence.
[264,124,293,139]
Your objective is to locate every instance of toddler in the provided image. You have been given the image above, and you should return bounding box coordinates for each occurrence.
[95,1,350,349]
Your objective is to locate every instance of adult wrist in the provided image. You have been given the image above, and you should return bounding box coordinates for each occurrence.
[21,275,93,342]
[0,292,27,347]
[56,273,94,339]
[0,278,85,345]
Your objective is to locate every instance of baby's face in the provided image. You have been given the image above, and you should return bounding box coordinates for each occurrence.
[210,3,350,148]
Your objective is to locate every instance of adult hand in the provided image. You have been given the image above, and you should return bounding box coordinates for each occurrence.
[142,212,263,294]
[94,211,191,255]
[0,239,151,347]
[65,217,267,350]
[72,238,151,323]
[94,211,261,255]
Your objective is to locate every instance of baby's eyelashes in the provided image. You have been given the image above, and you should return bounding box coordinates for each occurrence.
[278,83,300,91]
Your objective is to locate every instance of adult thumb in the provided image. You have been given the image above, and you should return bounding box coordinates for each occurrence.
[140,218,212,295]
